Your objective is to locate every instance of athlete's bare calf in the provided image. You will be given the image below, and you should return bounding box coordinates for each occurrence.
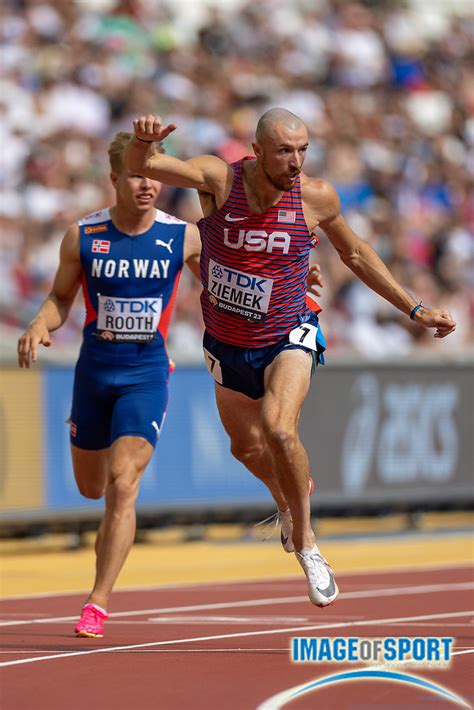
[71,436,153,610]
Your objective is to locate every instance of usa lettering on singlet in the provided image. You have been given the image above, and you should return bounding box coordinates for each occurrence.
[78,207,185,361]
[197,157,318,348]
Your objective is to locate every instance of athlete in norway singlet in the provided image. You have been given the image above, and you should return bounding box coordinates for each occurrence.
[78,207,186,364]
[198,157,318,348]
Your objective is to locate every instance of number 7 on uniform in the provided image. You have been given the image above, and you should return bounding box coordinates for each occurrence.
[203,348,223,384]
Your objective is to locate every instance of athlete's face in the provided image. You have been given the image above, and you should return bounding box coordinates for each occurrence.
[253,124,309,191]
[111,168,161,212]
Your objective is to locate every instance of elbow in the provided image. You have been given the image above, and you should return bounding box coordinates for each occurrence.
[340,246,361,270]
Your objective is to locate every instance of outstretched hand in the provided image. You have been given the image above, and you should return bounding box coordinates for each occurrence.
[306,263,323,297]
[132,115,177,144]
[414,307,456,338]
[18,320,52,368]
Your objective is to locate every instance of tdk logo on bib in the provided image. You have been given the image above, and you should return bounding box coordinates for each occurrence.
[103,299,160,314]
[208,259,273,322]
[97,295,162,342]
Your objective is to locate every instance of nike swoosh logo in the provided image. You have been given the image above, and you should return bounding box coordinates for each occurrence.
[224,213,247,222]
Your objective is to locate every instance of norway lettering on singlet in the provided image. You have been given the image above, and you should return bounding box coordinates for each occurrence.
[78,207,185,363]
[197,157,318,347]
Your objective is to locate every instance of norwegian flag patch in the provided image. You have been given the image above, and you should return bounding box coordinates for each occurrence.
[278,210,296,223]
[92,239,111,254]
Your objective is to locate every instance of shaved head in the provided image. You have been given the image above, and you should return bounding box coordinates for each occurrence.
[255,108,305,143]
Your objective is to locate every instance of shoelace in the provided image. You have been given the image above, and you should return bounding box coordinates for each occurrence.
[298,552,332,588]
[254,511,280,541]
[81,606,103,625]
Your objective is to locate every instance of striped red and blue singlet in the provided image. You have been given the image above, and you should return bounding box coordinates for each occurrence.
[198,157,318,348]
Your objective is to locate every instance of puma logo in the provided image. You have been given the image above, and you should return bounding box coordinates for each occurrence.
[155,238,174,253]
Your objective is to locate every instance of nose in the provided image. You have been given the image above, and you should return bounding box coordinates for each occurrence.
[290,151,302,170]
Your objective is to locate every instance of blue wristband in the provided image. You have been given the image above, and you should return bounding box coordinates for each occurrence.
[410,304,423,320]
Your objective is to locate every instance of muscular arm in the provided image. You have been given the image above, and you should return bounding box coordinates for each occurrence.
[183,223,201,281]
[124,115,229,195]
[303,179,456,338]
[18,225,82,367]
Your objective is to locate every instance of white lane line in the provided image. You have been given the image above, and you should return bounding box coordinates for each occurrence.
[3,646,474,657]
[1,560,472,601]
[0,648,287,655]
[0,580,472,629]
[0,610,472,668]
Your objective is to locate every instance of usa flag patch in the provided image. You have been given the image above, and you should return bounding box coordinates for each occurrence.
[92,239,110,254]
[278,210,296,223]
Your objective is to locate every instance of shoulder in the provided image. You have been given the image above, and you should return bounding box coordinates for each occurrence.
[60,223,81,261]
[187,154,229,176]
[301,176,341,223]
[154,209,186,226]
[188,155,233,196]
[77,208,111,227]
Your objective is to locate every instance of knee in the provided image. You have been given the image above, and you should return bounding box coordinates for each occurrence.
[230,441,264,466]
[78,483,105,500]
[107,467,141,507]
[264,423,298,454]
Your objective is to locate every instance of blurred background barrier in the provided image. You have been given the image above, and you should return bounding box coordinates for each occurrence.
[1,363,472,530]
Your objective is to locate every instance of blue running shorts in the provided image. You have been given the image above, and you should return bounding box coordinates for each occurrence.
[203,313,326,400]
[69,353,169,450]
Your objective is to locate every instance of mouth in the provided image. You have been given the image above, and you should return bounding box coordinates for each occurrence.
[136,194,154,204]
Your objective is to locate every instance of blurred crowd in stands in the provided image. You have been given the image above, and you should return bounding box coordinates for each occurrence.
[1,0,473,362]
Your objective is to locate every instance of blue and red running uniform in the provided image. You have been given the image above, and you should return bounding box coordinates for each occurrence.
[70,207,185,449]
[198,157,326,399]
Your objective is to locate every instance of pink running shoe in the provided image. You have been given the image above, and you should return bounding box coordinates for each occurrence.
[74,603,108,638]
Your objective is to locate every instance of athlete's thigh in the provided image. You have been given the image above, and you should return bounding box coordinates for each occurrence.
[71,444,109,499]
[111,364,169,449]
[214,383,264,450]
[70,356,113,451]
[263,348,313,427]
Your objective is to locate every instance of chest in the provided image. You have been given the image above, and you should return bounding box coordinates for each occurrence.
[81,231,179,287]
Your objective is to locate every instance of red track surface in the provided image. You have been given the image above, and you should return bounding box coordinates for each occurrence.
[1,565,473,709]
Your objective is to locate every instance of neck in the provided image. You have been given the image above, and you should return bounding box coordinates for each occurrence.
[109,204,156,235]
[243,160,283,212]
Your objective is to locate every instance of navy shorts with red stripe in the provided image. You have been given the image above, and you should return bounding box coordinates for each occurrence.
[203,312,325,400]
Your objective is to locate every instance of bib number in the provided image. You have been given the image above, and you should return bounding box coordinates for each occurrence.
[203,348,223,384]
[289,322,319,351]
[96,295,162,343]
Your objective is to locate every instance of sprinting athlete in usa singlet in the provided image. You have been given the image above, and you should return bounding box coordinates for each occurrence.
[71,207,186,449]
[128,107,455,611]
[199,157,318,347]
[198,157,325,399]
